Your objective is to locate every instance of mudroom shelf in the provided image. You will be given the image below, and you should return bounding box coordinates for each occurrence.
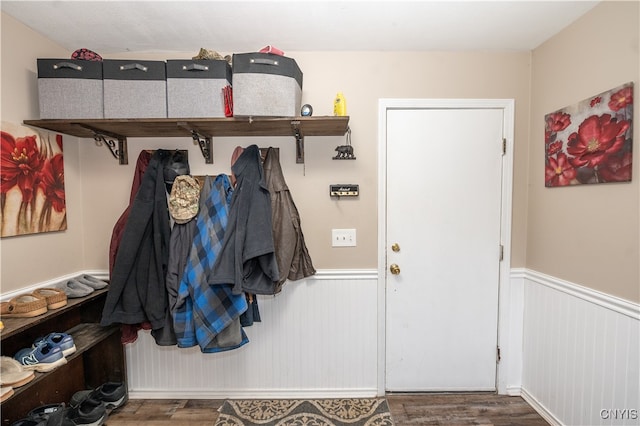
[23,116,350,164]
[0,288,125,425]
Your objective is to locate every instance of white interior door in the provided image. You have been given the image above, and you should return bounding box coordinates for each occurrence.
[384,106,504,391]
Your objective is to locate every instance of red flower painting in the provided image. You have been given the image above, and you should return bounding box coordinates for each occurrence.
[0,123,66,237]
[566,114,629,168]
[545,152,577,187]
[544,82,633,187]
[0,132,43,203]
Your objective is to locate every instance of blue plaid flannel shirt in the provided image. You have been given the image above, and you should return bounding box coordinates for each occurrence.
[173,174,248,352]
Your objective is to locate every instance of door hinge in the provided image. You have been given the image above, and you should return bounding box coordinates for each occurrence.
[499,244,504,261]
[502,138,506,155]
[497,346,501,363]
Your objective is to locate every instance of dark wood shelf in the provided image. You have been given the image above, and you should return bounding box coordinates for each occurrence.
[23,116,349,138]
[23,116,350,164]
[0,289,125,424]
[4,323,121,401]
[0,288,109,340]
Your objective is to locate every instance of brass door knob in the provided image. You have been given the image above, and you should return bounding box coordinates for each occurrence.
[391,243,400,252]
[390,264,400,275]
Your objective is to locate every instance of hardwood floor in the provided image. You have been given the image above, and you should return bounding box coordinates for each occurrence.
[105,393,550,425]
[106,399,225,425]
[386,393,549,426]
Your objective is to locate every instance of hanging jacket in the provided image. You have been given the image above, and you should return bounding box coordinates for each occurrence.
[107,150,154,344]
[101,150,171,331]
[109,150,152,276]
[173,175,248,352]
[166,219,197,319]
[263,147,316,293]
[210,145,280,295]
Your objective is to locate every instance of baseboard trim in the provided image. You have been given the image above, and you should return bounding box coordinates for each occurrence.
[129,388,379,400]
[521,388,562,426]
[505,385,521,396]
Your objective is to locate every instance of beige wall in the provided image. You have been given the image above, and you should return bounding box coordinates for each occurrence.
[77,50,532,278]
[0,13,84,292]
[528,0,639,302]
[0,13,532,295]
[7,4,634,303]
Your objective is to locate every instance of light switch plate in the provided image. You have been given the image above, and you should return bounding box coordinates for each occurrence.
[332,228,356,247]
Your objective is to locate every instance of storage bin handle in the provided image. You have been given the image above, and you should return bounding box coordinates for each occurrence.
[53,62,83,71]
[119,63,148,72]
[250,58,279,66]
[182,63,209,72]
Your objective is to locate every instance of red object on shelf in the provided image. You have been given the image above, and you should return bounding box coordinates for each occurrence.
[223,85,233,117]
[259,45,284,56]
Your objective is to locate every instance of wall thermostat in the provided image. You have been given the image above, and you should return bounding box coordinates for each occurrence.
[330,184,359,197]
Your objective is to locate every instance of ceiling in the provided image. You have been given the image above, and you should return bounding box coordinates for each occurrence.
[2,1,600,55]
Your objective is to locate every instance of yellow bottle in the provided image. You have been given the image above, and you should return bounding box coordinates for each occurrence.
[333,92,347,116]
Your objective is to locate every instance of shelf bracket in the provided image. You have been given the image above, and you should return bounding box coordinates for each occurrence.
[176,122,213,163]
[291,120,304,163]
[77,124,128,165]
[191,131,213,164]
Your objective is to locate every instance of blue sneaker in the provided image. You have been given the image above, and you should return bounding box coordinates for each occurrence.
[33,332,76,357]
[14,343,67,372]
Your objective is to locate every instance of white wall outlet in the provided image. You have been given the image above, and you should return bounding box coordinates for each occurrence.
[332,228,357,247]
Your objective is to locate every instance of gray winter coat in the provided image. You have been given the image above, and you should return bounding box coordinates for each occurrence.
[210,145,280,295]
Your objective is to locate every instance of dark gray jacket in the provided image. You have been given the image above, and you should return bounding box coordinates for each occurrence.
[210,145,280,295]
[101,150,171,330]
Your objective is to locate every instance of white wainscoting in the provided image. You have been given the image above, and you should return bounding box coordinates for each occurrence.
[125,269,379,399]
[6,266,638,421]
[520,270,639,426]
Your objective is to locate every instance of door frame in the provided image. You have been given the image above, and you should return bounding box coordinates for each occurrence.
[377,98,515,395]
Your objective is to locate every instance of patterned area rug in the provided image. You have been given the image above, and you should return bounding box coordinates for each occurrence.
[215,398,394,425]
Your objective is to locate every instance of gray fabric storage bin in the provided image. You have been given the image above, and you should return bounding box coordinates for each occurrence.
[103,60,167,118]
[232,53,302,117]
[37,59,104,119]
[166,59,231,118]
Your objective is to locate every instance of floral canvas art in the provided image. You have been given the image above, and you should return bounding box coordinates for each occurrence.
[545,82,633,187]
[1,123,67,237]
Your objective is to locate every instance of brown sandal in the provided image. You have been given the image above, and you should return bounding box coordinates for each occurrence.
[0,294,48,318]
[32,288,68,310]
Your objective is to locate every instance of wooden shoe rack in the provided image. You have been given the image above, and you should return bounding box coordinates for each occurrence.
[0,288,125,424]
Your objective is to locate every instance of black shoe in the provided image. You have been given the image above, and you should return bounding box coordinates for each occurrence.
[64,398,106,426]
[23,401,104,426]
[70,382,127,412]
[10,418,48,426]
[15,403,67,426]
[27,403,65,419]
